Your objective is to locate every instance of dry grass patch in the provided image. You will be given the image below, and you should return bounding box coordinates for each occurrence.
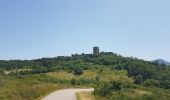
[47,70,97,80]
[47,71,74,80]
[77,91,95,100]
[77,91,108,100]
[134,90,151,95]
[98,69,134,83]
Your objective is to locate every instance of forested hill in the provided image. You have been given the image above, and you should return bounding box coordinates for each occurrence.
[0,52,170,89]
[153,59,170,66]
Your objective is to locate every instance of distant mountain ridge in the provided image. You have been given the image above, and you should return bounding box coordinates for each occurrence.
[153,59,170,66]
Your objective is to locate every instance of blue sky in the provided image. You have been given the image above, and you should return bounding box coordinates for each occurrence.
[0,0,170,61]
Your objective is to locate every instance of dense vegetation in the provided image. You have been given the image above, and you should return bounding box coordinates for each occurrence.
[0,52,170,100]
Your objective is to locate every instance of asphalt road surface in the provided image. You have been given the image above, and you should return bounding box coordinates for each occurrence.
[41,88,94,100]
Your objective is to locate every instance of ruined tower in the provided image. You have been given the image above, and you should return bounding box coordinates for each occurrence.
[93,46,99,54]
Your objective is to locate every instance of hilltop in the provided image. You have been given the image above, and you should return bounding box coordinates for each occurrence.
[153,59,170,66]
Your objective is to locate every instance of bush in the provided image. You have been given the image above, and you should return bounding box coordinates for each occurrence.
[73,67,83,75]
[70,78,76,85]
[78,78,92,84]
[134,75,143,84]
[94,81,121,97]
[161,80,170,89]
[94,82,112,96]
[143,79,160,87]
[122,82,137,89]
[110,81,121,91]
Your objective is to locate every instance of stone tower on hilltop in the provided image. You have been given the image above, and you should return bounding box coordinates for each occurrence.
[93,46,99,54]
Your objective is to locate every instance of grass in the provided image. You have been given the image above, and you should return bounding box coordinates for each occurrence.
[0,74,78,100]
[76,91,107,100]
[47,70,97,80]
[0,72,94,100]
[109,87,170,100]
[47,70,75,80]
[1,68,170,100]
[76,92,94,100]
[97,68,133,83]
[76,88,170,100]
[47,68,133,83]
[1,68,123,100]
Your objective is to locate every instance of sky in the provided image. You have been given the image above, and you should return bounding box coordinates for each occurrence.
[0,0,170,61]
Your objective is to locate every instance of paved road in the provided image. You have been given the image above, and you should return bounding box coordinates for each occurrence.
[41,88,94,100]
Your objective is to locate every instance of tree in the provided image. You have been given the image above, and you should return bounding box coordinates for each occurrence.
[134,75,143,84]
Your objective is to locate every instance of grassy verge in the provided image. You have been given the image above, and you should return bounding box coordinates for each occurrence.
[0,74,79,100]
[0,71,94,100]
[76,91,108,100]
[0,75,59,100]
[76,92,95,100]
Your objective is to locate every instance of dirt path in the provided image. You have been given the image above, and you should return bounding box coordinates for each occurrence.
[41,88,94,100]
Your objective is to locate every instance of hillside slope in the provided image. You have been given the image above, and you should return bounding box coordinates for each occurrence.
[0,52,170,100]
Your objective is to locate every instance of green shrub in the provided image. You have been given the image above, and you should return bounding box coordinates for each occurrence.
[143,79,160,87]
[70,78,76,85]
[134,75,144,84]
[73,67,83,75]
[161,80,170,89]
[110,81,121,91]
[122,82,137,89]
[94,80,122,97]
[94,82,112,96]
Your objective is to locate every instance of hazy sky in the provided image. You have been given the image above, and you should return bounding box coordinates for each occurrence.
[0,0,170,61]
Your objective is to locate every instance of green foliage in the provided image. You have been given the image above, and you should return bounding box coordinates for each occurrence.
[1,52,170,89]
[110,81,121,91]
[94,82,112,97]
[0,74,71,100]
[73,67,83,75]
[134,75,144,84]
[70,78,76,85]
[0,52,170,99]
[70,78,93,85]
[94,81,121,97]
[161,80,170,89]
[143,79,160,87]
